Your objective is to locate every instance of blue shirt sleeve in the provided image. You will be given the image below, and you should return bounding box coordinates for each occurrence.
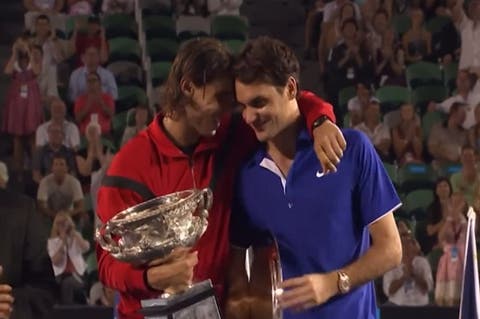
[351,130,401,227]
[230,172,272,248]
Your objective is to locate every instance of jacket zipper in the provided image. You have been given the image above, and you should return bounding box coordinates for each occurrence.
[189,156,197,189]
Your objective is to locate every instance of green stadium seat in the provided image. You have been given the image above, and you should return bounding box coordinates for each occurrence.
[411,85,448,112]
[404,189,434,213]
[223,39,245,54]
[397,163,436,193]
[117,85,147,113]
[143,15,176,39]
[102,14,137,39]
[392,15,411,36]
[147,38,179,62]
[108,37,141,64]
[211,15,248,40]
[375,85,410,113]
[151,61,172,87]
[443,62,458,94]
[406,62,443,89]
[383,162,398,186]
[426,15,452,35]
[107,61,144,86]
[337,86,356,116]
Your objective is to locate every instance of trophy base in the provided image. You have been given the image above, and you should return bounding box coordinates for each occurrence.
[140,280,221,319]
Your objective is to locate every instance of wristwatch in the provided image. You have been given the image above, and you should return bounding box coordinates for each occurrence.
[337,271,351,294]
[312,115,330,131]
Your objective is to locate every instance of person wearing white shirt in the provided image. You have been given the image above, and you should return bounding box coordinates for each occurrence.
[453,0,480,71]
[48,212,90,304]
[207,0,243,15]
[354,101,391,160]
[436,69,480,129]
[323,0,362,23]
[383,222,433,306]
[36,99,80,149]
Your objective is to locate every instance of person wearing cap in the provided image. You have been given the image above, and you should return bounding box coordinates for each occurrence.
[0,161,57,318]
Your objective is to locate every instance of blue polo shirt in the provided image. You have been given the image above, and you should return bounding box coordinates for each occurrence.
[230,128,401,319]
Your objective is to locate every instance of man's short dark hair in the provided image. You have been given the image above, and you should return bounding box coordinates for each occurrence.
[233,36,300,93]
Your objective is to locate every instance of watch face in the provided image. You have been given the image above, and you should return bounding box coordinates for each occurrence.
[339,273,350,293]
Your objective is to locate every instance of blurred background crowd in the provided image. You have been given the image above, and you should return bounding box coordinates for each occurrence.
[0,0,478,316]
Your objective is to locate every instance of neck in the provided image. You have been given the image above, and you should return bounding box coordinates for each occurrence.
[440,197,449,205]
[459,90,469,99]
[49,143,61,151]
[51,117,63,124]
[162,116,200,148]
[447,119,458,130]
[54,174,65,184]
[365,118,378,129]
[266,108,302,161]
[86,65,97,72]
[463,165,476,177]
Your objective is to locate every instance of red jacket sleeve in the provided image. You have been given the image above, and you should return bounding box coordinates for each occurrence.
[297,90,336,130]
[96,151,151,297]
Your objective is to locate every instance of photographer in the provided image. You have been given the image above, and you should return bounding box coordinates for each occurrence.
[47,212,90,305]
[3,33,43,181]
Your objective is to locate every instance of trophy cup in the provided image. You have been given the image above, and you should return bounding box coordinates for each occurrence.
[96,188,222,319]
[270,239,283,319]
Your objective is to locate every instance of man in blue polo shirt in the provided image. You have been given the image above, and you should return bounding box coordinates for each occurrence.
[226,36,403,319]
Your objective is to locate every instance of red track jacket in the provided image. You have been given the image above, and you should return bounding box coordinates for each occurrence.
[96,91,336,319]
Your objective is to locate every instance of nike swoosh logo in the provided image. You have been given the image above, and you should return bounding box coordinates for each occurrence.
[316,171,325,178]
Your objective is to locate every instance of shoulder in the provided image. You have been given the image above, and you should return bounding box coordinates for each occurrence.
[70,67,82,78]
[100,67,115,78]
[343,128,371,146]
[107,130,154,179]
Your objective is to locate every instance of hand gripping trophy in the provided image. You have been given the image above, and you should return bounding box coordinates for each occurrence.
[96,188,221,319]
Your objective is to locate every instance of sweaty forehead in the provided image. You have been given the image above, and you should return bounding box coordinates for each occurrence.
[235,81,273,105]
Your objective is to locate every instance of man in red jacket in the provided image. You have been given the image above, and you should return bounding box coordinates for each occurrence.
[96,37,346,319]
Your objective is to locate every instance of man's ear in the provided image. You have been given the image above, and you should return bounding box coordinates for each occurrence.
[180,78,194,97]
[286,76,298,100]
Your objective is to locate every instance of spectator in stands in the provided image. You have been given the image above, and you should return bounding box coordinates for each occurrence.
[69,46,118,102]
[66,0,95,15]
[322,0,361,24]
[436,70,480,130]
[361,0,392,24]
[32,122,76,184]
[318,2,357,75]
[48,212,90,305]
[453,0,480,72]
[102,0,134,14]
[327,18,372,101]
[304,0,325,59]
[207,0,242,15]
[74,71,115,136]
[422,178,453,254]
[428,102,468,164]
[88,282,115,306]
[392,103,423,165]
[402,7,432,64]
[450,145,479,205]
[24,0,65,31]
[366,9,390,56]
[346,81,379,127]
[0,162,57,319]
[383,221,433,306]
[70,15,108,68]
[435,191,467,306]
[120,104,150,146]
[374,27,406,87]
[30,15,64,71]
[354,100,392,161]
[76,121,108,188]
[36,98,80,150]
[31,44,58,109]
[468,102,480,152]
[3,35,43,181]
[175,0,208,15]
[37,153,84,221]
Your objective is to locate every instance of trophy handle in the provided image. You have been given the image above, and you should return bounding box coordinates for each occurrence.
[96,223,120,254]
[200,188,213,215]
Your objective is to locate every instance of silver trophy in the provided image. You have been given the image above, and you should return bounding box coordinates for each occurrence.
[270,239,283,319]
[96,188,221,319]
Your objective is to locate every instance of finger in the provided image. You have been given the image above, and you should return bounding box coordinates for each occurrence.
[0,303,12,314]
[279,290,314,310]
[318,151,337,174]
[329,134,344,160]
[0,286,12,294]
[293,300,317,312]
[320,141,340,167]
[0,295,14,304]
[279,285,311,304]
[336,131,347,150]
[279,277,307,289]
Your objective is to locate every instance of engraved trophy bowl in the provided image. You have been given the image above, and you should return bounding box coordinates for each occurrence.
[96,188,213,266]
[270,239,284,319]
